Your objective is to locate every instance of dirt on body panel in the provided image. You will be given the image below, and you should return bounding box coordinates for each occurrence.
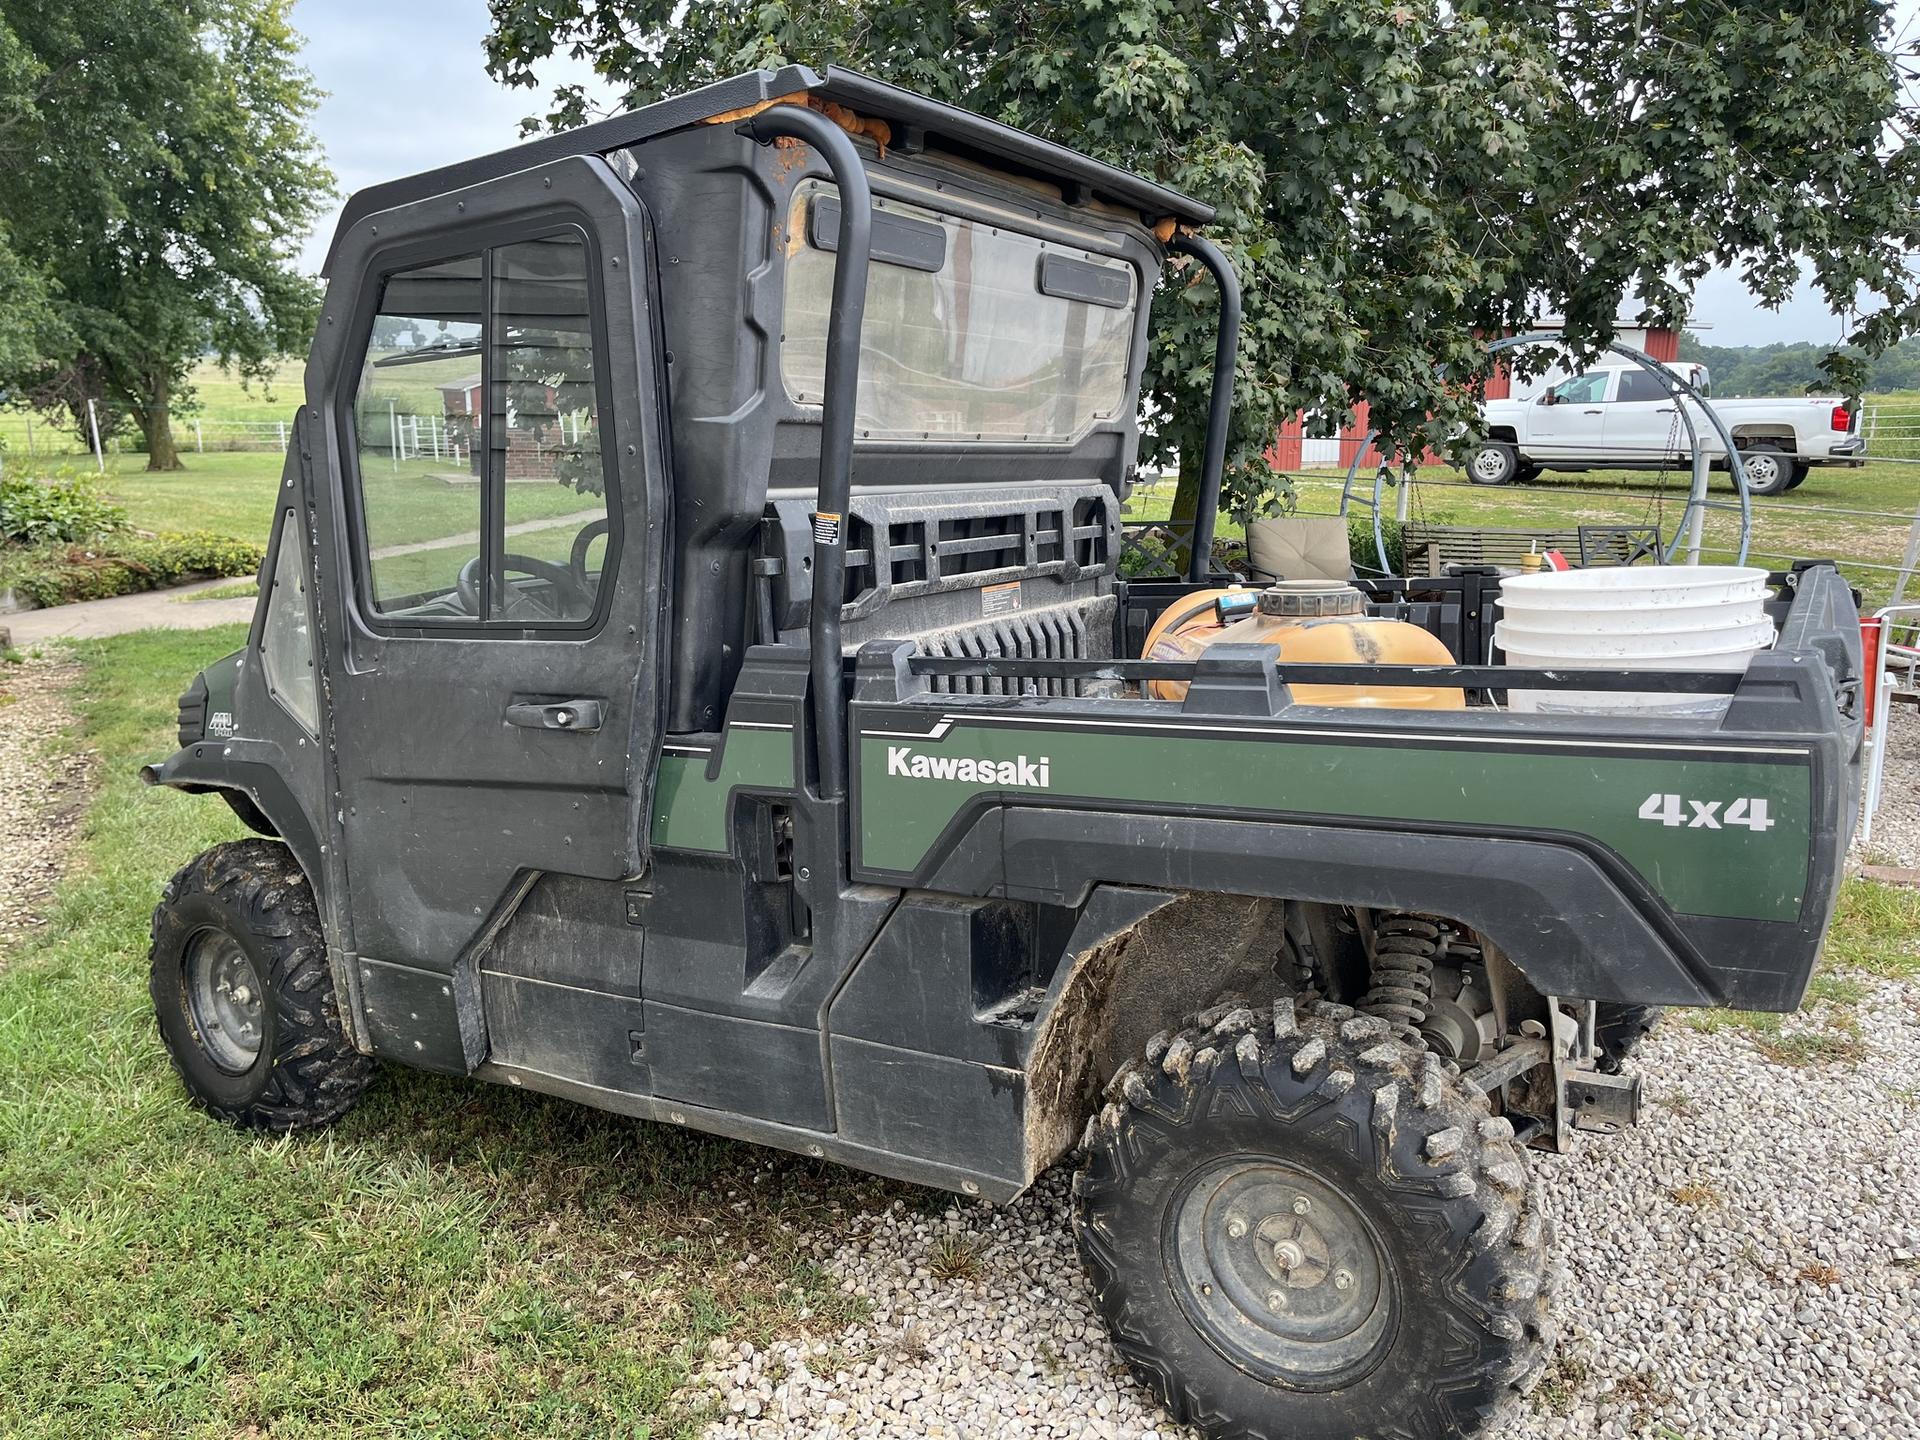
[1022,891,1299,1179]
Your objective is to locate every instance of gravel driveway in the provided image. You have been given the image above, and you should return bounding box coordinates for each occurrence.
[1859,702,1920,868]
[0,654,86,957]
[690,983,1920,1439]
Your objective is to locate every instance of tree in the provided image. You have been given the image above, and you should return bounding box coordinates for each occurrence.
[0,2,330,470]
[485,0,1920,540]
[0,27,65,390]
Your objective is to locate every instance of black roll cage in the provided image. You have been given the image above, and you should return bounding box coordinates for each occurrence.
[742,104,1244,804]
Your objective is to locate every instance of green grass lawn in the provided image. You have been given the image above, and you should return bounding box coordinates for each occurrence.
[0,628,901,1440]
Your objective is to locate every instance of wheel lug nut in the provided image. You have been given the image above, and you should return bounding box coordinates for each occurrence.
[1334,1269,1354,1291]
[1267,1289,1288,1312]
[1292,1196,1311,1215]
[1226,1218,1248,1239]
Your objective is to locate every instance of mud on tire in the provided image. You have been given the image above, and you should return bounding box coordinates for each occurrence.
[1073,999,1554,1440]
[149,839,372,1130]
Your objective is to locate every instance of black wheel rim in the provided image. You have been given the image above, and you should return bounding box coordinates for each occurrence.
[1166,1155,1396,1390]
[183,928,265,1074]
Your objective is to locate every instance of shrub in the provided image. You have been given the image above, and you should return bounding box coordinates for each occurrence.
[0,530,264,608]
[0,470,129,545]
[1348,513,1405,576]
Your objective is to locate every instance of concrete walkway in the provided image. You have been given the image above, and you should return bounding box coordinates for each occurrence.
[3,508,607,646]
[6,578,257,644]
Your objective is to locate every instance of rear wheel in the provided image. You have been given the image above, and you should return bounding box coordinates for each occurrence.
[1737,445,1797,496]
[1074,1000,1552,1440]
[150,839,372,1130]
[1468,442,1520,486]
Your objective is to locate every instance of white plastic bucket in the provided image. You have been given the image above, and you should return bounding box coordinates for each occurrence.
[1494,567,1774,715]
[1497,565,1770,612]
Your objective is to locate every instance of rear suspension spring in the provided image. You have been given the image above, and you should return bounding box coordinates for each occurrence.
[1359,913,1441,1045]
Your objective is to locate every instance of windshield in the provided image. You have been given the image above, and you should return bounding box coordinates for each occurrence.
[780,180,1137,443]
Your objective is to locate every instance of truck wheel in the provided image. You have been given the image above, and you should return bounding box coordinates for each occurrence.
[149,839,372,1131]
[1594,1002,1661,1073]
[1075,1002,1552,1440]
[1737,446,1796,496]
[1467,442,1520,486]
[1783,462,1810,491]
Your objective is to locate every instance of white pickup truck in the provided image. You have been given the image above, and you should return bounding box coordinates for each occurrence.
[1472,361,1866,495]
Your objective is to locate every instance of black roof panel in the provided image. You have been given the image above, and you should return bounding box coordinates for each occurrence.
[321,65,1210,276]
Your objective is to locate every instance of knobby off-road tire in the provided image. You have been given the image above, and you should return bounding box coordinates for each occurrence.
[1594,1002,1662,1074]
[1074,1000,1554,1440]
[150,839,372,1130]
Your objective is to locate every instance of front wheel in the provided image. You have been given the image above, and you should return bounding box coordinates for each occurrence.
[1467,442,1520,486]
[1737,446,1798,496]
[150,839,373,1130]
[1074,1001,1553,1440]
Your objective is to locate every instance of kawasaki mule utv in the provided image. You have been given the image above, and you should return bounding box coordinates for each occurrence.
[142,66,1864,1439]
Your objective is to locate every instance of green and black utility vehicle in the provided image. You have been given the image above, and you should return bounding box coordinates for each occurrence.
[144,68,1865,1440]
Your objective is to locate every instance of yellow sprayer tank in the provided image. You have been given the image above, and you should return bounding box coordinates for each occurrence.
[1142,580,1465,709]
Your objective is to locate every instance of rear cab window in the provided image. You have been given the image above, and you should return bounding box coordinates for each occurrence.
[779,180,1137,443]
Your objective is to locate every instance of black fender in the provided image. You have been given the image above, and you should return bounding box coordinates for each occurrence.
[141,738,326,902]
[921,805,1734,1008]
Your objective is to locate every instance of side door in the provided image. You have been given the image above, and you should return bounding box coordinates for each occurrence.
[1528,370,1611,457]
[1603,366,1685,463]
[306,156,670,1070]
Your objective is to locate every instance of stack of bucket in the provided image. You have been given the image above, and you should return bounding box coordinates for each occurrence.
[1494,566,1774,716]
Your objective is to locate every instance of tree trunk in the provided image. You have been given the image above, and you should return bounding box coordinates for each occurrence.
[141,377,183,471]
[1165,451,1204,577]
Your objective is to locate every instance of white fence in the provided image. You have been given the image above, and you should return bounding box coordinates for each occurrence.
[1862,404,1920,460]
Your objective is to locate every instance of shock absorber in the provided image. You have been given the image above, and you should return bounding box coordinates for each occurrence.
[1359,912,1441,1045]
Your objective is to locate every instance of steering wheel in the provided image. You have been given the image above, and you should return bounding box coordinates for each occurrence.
[455,553,592,621]
[569,518,610,592]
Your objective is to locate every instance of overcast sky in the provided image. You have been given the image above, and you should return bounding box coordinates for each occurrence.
[290,0,1909,348]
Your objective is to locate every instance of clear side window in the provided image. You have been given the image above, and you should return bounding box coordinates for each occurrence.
[347,230,614,626]
[352,254,485,615]
[1548,372,1610,406]
[491,235,610,624]
[260,511,319,733]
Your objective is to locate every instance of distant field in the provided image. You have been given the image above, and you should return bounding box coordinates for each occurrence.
[0,358,306,459]
[8,361,1917,604]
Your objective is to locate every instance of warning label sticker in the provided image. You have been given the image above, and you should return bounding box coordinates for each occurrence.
[981,580,1024,617]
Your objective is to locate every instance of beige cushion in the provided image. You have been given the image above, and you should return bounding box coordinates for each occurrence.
[1246,516,1353,583]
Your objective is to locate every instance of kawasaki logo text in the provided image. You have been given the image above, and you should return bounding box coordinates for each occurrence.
[886,747,1051,788]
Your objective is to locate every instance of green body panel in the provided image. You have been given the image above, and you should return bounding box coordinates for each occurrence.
[649,727,798,853]
[854,714,1814,922]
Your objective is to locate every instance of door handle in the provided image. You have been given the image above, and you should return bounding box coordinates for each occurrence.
[1654,407,1675,414]
[506,699,605,733]
[1582,408,1603,415]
